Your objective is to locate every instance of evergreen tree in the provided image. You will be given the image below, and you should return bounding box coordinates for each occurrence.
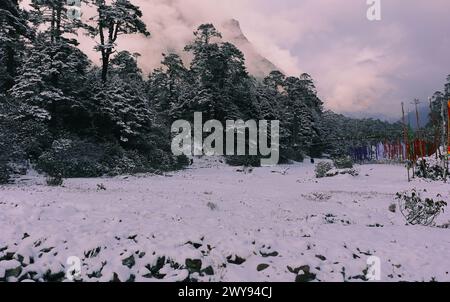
[146,53,191,120]
[260,71,324,161]
[86,0,150,82]
[0,0,33,92]
[183,24,256,121]
[29,0,85,44]
[10,33,91,133]
[110,50,143,83]
[87,77,152,145]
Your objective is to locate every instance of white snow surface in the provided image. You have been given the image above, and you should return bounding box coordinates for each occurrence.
[1,158,450,282]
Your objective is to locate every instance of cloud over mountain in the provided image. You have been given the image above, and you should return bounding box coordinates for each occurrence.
[22,0,450,119]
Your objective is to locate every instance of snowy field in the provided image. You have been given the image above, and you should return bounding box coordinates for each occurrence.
[1,158,450,282]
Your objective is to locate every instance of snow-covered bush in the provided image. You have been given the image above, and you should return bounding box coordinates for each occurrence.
[315,162,333,178]
[37,137,189,178]
[389,203,397,213]
[46,174,63,186]
[396,189,447,226]
[333,156,354,169]
[0,162,10,184]
[415,158,448,181]
[175,154,191,169]
[225,155,261,167]
[37,139,106,178]
[326,168,359,177]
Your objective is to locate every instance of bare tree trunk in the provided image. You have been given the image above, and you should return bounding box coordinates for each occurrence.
[101,52,110,83]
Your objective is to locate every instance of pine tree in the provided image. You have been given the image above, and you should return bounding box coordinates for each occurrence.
[0,0,33,92]
[110,51,143,83]
[86,0,150,82]
[184,24,256,121]
[29,0,85,44]
[87,76,153,146]
[146,53,191,120]
[10,34,91,131]
[259,71,324,161]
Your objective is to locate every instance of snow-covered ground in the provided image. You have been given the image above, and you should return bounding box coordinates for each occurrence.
[1,158,450,282]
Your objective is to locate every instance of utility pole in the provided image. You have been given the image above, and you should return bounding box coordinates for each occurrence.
[402,102,410,182]
[411,99,424,159]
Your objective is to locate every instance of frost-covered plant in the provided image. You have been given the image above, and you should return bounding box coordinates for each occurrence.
[333,156,354,169]
[345,168,359,177]
[0,162,10,184]
[46,174,63,186]
[207,202,217,210]
[396,189,447,226]
[37,139,105,178]
[315,162,333,178]
[415,159,448,181]
[388,203,397,213]
[225,155,261,167]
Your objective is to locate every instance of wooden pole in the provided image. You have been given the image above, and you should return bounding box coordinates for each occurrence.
[402,102,410,182]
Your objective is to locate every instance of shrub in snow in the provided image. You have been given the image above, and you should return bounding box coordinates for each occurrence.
[37,139,106,178]
[316,161,358,178]
[207,202,217,210]
[0,163,10,184]
[333,156,354,169]
[36,138,188,178]
[104,149,150,176]
[415,159,448,181]
[388,203,397,213]
[346,168,359,177]
[396,189,447,226]
[326,168,359,177]
[225,155,261,167]
[315,162,333,178]
[97,183,107,191]
[175,154,191,169]
[46,174,63,186]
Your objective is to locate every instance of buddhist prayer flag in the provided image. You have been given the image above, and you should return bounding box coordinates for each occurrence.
[448,100,450,155]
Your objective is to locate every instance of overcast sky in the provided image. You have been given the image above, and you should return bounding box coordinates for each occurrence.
[24,0,450,120]
[167,0,449,120]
